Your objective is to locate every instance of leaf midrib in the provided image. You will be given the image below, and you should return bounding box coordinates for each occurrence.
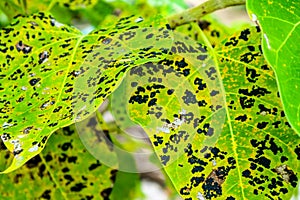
[196,25,247,199]
[39,151,69,200]
[32,35,85,148]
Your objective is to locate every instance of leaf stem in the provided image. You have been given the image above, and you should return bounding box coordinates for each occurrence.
[167,0,246,28]
[47,0,57,12]
[20,0,26,15]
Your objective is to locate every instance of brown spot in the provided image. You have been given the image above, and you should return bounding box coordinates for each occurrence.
[206,169,225,186]
[273,165,297,185]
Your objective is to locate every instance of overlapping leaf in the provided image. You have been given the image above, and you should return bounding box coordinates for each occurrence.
[120,26,300,199]
[246,0,300,135]
[0,118,117,199]
[0,12,173,173]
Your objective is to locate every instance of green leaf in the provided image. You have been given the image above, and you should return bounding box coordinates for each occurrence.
[246,0,300,135]
[56,0,97,10]
[121,26,300,199]
[0,12,173,173]
[0,121,118,199]
[80,0,114,27]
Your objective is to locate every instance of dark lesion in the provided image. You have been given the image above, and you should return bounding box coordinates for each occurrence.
[0,138,13,170]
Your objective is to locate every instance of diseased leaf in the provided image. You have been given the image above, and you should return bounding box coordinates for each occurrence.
[80,0,114,27]
[0,119,118,199]
[121,26,300,199]
[246,0,300,134]
[0,12,173,173]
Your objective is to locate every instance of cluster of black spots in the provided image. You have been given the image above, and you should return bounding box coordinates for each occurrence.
[102,37,112,45]
[168,130,189,145]
[224,37,239,47]
[58,153,77,164]
[240,52,259,64]
[62,126,75,136]
[256,104,272,115]
[226,197,235,200]
[71,183,87,192]
[249,156,271,169]
[210,90,219,97]
[202,166,232,199]
[198,20,211,30]
[272,165,298,187]
[180,185,191,195]
[128,84,164,107]
[190,175,205,187]
[197,54,208,61]
[160,155,170,166]
[26,155,42,169]
[211,30,220,38]
[64,174,75,185]
[242,134,297,197]
[246,67,260,83]
[235,114,247,122]
[239,29,250,41]
[178,144,235,199]
[100,187,112,200]
[182,90,197,105]
[29,78,41,86]
[197,123,214,137]
[40,190,51,199]
[110,169,118,182]
[205,67,217,80]
[239,96,255,109]
[240,84,271,97]
[180,145,235,199]
[88,160,101,171]
[194,77,207,91]
[250,134,283,157]
[153,135,164,146]
[175,58,190,76]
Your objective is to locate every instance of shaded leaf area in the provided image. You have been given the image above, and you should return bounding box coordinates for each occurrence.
[121,27,300,199]
[0,12,173,173]
[75,111,145,199]
[0,120,118,200]
[246,0,300,135]
[0,0,47,19]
